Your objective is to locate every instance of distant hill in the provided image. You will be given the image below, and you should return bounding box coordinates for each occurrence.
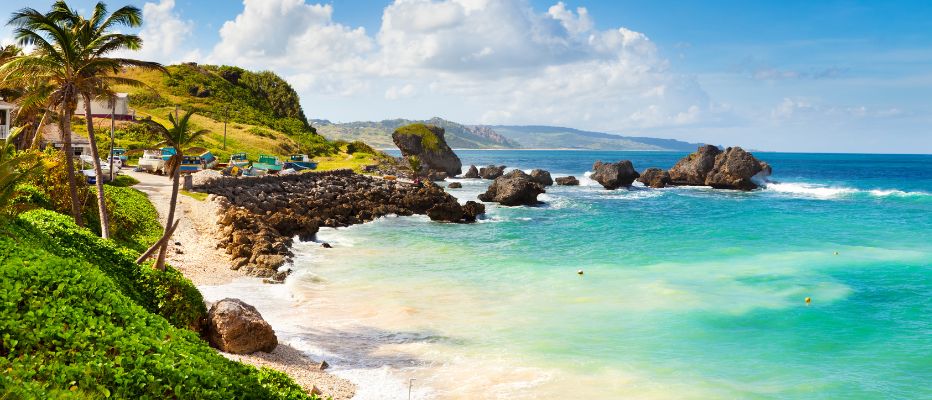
[314,117,519,149]
[316,117,703,151]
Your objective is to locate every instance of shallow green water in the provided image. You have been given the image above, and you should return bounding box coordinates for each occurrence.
[273,152,931,398]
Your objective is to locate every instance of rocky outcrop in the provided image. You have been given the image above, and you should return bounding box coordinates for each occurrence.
[462,201,486,222]
[207,298,277,354]
[637,168,672,188]
[463,165,480,178]
[704,147,770,190]
[591,161,640,189]
[199,170,482,277]
[666,145,771,190]
[478,170,545,206]
[529,169,553,186]
[668,145,721,186]
[555,176,579,186]
[426,170,448,181]
[447,182,462,189]
[392,123,462,176]
[479,165,506,180]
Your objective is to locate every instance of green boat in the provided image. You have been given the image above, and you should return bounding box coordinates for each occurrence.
[252,154,283,172]
[229,153,250,168]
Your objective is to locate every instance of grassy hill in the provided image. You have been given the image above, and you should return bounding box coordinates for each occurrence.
[315,117,520,149]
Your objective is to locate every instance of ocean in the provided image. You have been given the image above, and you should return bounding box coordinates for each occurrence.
[201,150,932,399]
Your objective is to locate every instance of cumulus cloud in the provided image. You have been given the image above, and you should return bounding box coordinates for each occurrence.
[201,0,709,130]
[124,0,200,63]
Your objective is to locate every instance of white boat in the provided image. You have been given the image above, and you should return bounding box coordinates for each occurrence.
[78,155,112,184]
[138,150,165,173]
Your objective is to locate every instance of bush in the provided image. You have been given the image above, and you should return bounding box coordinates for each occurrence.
[394,123,440,152]
[17,209,205,332]
[345,140,377,155]
[8,183,51,213]
[83,185,162,253]
[0,223,316,399]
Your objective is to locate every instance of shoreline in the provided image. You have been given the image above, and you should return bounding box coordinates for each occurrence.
[126,171,357,400]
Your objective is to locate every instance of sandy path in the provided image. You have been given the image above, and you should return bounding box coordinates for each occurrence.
[125,170,356,399]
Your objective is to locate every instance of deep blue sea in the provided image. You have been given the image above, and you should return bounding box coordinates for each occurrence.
[206,150,932,399]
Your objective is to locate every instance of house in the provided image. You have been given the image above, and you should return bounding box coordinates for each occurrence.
[75,93,135,121]
[0,99,12,141]
[41,123,92,157]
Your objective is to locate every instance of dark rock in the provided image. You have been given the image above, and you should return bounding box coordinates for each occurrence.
[529,169,553,186]
[478,170,545,206]
[637,168,672,188]
[426,170,448,181]
[591,160,640,189]
[463,165,480,179]
[479,165,506,180]
[392,124,462,176]
[318,360,329,371]
[555,176,579,186]
[447,182,463,189]
[668,145,722,186]
[462,201,485,222]
[321,242,332,248]
[427,202,465,222]
[207,298,277,354]
[704,147,770,190]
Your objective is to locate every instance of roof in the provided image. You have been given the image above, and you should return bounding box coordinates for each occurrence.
[0,100,14,110]
[41,123,91,145]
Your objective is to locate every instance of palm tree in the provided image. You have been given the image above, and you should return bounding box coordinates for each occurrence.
[407,155,422,179]
[139,110,209,271]
[0,127,41,213]
[3,1,165,237]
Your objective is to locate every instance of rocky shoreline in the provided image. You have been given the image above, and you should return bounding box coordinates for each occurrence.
[195,169,483,278]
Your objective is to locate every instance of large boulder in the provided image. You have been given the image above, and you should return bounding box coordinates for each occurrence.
[447,182,463,189]
[463,165,480,178]
[668,145,721,186]
[392,123,462,176]
[529,169,553,186]
[426,202,464,222]
[479,165,506,180]
[555,176,579,186]
[704,147,770,190]
[462,201,486,222]
[638,168,672,188]
[478,170,545,206]
[207,298,278,354]
[591,161,640,189]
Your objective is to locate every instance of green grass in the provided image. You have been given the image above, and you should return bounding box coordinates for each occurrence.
[181,190,209,201]
[394,123,440,152]
[0,214,317,399]
[107,174,140,187]
[85,185,163,253]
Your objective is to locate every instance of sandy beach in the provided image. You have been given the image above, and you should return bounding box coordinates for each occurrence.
[126,170,356,400]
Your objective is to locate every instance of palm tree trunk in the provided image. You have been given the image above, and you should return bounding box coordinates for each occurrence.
[30,110,49,150]
[84,94,110,239]
[155,165,181,271]
[61,108,82,226]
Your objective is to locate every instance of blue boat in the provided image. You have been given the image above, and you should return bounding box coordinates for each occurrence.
[161,147,176,161]
[283,154,317,171]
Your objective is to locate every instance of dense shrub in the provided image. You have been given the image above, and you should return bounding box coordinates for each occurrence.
[346,140,378,155]
[93,185,163,252]
[0,224,315,399]
[8,183,51,213]
[395,123,440,151]
[17,209,205,332]
[24,149,92,217]
[107,174,140,187]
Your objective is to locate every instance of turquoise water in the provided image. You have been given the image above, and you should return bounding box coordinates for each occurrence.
[274,151,931,399]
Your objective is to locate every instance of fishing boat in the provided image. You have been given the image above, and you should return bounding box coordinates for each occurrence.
[161,147,176,161]
[200,150,218,169]
[178,155,204,174]
[78,155,112,184]
[251,154,283,172]
[111,147,128,163]
[283,154,317,171]
[138,150,165,173]
[229,152,250,168]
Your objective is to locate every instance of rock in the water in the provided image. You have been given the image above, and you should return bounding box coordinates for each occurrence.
[555,176,579,186]
[426,202,464,222]
[462,201,485,222]
[392,123,462,176]
[704,147,769,190]
[637,168,672,188]
[426,170,448,181]
[591,161,640,189]
[207,298,277,354]
[478,170,545,206]
[479,165,506,180]
[529,169,553,186]
[447,182,463,189]
[463,165,480,179]
[668,145,722,186]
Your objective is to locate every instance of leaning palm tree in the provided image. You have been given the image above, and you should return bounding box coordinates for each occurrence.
[139,110,209,271]
[3,1,165,237]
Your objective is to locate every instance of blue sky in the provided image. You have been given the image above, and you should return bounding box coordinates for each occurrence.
[2,0,930,153]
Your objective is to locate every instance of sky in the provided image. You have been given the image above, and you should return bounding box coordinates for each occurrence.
[2,0,931,153]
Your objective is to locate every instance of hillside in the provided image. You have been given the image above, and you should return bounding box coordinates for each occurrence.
[315,117,520,149]
[487,125,704,151]
[317,118,704,151]
[108,64,336,161]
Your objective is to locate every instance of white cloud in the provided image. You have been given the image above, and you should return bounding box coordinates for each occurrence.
[126,0,200,63]
[385,84,416,100]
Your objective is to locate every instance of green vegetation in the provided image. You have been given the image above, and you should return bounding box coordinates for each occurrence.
[0,215,317,399]
[181,189,209,201]
[107,174,140,187]
[93,185,163,252]
[316,117,520,149]
[395,123,441,152]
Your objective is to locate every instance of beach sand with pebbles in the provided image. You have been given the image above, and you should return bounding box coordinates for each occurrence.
[126,170,356,400]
